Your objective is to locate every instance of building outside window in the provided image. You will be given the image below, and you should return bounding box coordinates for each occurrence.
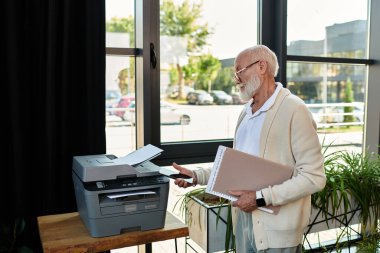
[286,0,371,154]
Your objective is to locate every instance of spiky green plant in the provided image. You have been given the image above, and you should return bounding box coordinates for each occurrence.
[356,231,380,252]
[311,149,380,238]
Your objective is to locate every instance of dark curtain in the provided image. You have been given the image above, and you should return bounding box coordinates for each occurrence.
[2,0,105,251]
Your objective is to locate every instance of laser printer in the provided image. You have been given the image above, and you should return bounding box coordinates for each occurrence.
[72,145,170,237]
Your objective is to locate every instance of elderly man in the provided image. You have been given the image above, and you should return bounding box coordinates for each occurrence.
[173,45,326,253]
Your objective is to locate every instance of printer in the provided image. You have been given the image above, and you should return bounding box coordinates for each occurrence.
[72,145,169,237]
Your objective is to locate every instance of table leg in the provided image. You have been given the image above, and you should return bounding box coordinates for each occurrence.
[138,243,152,253]
[145,243,152,253]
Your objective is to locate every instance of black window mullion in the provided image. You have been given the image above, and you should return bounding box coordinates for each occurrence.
[106,48,142,56]
[154,141,233,166]
[260,0,287,85]
[287,55,374,65]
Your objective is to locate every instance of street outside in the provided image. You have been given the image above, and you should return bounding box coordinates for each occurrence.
[106,104,364,157]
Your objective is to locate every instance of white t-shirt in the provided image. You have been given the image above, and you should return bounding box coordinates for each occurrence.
[235,83,283,156]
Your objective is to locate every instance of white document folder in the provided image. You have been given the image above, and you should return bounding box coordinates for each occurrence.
[206,145,294,214]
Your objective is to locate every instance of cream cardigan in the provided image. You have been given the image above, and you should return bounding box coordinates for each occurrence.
[194,86,326,250]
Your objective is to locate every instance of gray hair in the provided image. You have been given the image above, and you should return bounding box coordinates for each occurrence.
[235,45,279,77]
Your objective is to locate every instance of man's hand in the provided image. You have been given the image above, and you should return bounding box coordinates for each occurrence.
[172,162,196,188]
[229,190,257,212]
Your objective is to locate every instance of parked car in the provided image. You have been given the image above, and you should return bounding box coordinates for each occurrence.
[230,92,245,105]
[160,101,191,125]
[113,94,135,119]
[106,89,121,114]
[186,90,214,105]
[308,103,364,123]
[123,101,191,125]
[210,90,233,105]
[166,85,194,99]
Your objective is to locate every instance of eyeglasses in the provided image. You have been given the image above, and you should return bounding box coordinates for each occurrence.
[233,60,260,83]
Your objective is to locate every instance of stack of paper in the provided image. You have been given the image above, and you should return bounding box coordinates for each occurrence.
[206,145,294,214]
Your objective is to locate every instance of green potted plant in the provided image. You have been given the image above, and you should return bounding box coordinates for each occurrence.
[308,148,380,249]
[174,187,235,252]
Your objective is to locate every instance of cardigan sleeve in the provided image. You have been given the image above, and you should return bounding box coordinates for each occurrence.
[193,167,212,186]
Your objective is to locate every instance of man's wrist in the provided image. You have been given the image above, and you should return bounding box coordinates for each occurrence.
[191,171,198,186]
[256,190,266,207]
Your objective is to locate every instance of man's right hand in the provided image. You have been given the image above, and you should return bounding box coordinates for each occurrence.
[172,162,196,188]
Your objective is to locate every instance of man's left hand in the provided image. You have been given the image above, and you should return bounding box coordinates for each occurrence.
[229,190,257,212]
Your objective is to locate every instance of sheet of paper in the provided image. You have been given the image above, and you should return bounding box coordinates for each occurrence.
[113,144,163,166]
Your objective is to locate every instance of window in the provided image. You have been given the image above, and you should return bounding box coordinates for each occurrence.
[285,0,373,154]
[157,0,259,164]
[105,0,380,163]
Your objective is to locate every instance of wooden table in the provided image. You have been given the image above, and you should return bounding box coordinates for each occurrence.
[37,211,188,253]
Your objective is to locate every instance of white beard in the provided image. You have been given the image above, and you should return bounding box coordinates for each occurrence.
[238,75,262,102]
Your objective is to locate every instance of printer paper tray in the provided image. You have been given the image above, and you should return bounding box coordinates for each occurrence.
[98,188,160,216]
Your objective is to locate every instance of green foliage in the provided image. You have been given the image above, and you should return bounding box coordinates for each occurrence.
[312,149,380,235]
[182,56,200,85]
[193,54,221,91]
[169,67,180,85]
[174,187,206,221]
[106,16,134,47]
[356,232,380,252]
[160,0,213,99]
[177,54,222,93]
[177,54,223,91]
[174,187,235,252]
[212,67,235,93]
[0,218,33,253]
[160,0,212,53]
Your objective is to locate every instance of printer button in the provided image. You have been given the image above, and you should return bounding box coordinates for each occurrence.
[96,182,104,189]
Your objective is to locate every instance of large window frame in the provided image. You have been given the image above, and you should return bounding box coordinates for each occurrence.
[106,0,380,165]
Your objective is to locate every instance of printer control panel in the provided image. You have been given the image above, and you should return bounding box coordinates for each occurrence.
[83,176,169,191]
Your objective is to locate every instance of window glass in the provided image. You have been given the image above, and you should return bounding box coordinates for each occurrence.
[106,55,136,156]
[287,0,368,59]
[106,0,135,48]
[287,62,366,153]
[159,0,258,143]
[105,0,137,157]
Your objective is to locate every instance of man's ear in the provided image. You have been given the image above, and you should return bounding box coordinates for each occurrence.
[258,60,267,74]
